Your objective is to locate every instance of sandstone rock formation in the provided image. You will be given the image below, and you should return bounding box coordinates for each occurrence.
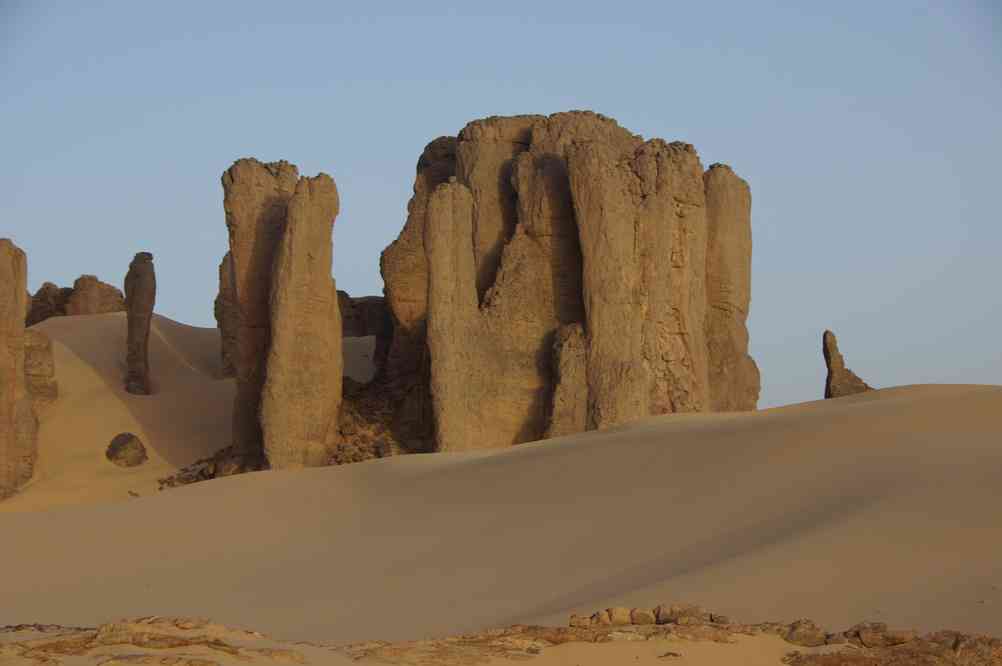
[1,239,38,499]
[25,282,71,326]
[704,164,761,411]
[221,158,299,466]
[105,432,147,467]
[23,329,57,404]
[378,137,457,443]
[64,275,125,316]
[213,252,237,378]
[823,330,872,399]
[221,158,345,469]
[387,112,761,451]
[123,252,156,395]
[260,174,342,468]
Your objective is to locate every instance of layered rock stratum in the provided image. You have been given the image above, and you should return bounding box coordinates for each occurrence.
[124,251,156,395]
[0,239,37,499]
[823,329,872,399]
[381,111,761,452]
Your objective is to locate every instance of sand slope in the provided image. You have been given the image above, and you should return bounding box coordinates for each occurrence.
[0,315,998,645]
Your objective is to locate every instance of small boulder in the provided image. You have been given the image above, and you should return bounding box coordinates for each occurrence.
[568,614,590,628]
[589,610,612,626]
[106,433,147,468]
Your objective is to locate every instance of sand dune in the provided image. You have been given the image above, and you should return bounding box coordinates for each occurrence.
[1,314,999,654]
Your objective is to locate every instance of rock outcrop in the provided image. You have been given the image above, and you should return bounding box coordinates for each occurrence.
[1,239,38,499]
[823,329,872,398]
[23,329,57,404]
[123,252,156,395]
[260,174,343,468]
[221,158,299,466]
[213,252,237,378]
[389,112,761,451]
[64,275,125,316]
[25,282,71,327]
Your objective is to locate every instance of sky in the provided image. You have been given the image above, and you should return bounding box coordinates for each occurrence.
[2,1,1000,408]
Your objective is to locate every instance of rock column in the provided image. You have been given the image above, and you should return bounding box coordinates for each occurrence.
[124,252,156,395]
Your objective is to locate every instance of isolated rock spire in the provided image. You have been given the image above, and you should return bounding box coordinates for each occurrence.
[822,330,872,398]
[124,252,156,395]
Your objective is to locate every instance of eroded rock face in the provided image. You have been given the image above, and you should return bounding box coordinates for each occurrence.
[23,329,57,404]
[213,252,237,378]
[1,239,37,499]
[704,164,761,411]
[260,174,342,469]
[64,275,125,316]
[221,158,299,465]
[124,252,156,395]
[407,111,760,451]
[823,330,872,398]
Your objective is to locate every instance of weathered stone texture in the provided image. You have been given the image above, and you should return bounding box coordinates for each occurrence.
[221,158,299,463]
[394,111,761,451]
[124,252,156,395]
[823,330,872,399]
[23,329,58,404]
[546,324,588,439]
[338,291,392,374]
[260,174,342,468]
[64,275,125,315]
[1,239,37,499]
[214,251,237,378]
[703,164,761,411]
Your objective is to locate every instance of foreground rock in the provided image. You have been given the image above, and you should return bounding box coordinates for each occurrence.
[23,329,58,404]
[105,433,147,468]
[123,252,156,395]
[3,610,997,666]
[0,239,37,499]
[823,329,872,399]
[260,173,343,468]
[386,112,761,451]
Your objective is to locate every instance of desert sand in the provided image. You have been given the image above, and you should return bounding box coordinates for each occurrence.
[1,312,1000,662]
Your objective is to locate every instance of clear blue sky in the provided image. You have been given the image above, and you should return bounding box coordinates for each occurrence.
[3,1,1000,407]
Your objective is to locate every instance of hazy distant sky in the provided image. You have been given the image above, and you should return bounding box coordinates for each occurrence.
[3,1,1000,407]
